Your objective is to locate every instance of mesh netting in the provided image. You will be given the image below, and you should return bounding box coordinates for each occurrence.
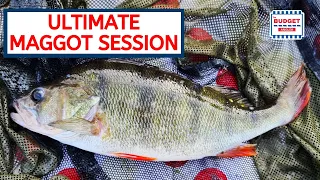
[0,0,319,179]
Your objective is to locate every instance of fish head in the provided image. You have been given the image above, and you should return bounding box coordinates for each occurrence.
[10,84,100,135]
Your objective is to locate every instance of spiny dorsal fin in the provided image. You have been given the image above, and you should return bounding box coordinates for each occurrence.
[202,85,254,110]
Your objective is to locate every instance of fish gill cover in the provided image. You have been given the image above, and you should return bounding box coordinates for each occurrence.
[0,0,319,180]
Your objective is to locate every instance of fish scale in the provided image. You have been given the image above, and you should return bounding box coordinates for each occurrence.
[10,61,311,161]
[71,68,263,155]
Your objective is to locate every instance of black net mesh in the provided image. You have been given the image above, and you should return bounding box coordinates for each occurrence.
[0,0,319,179]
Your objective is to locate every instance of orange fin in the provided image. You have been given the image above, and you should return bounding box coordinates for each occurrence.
[216,144,257,158]
[112,152,157,161]
[293,76,311,119]
[293,82,311,119]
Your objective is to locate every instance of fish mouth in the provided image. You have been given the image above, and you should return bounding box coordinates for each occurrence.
[10,100,38,128]
[10,100,63,136]
[10,100,25,126]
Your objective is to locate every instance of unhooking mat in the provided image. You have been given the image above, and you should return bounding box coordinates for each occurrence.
[0,0,319,179]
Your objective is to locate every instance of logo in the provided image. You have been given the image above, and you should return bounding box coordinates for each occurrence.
[270,10,304,40]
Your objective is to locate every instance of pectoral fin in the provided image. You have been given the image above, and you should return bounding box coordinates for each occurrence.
[216,144,257,158]
[50,119,99,136]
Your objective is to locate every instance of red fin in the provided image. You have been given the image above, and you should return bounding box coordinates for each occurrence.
[112,153,157,161]
[278,63,312,121]
[216,144,257,158]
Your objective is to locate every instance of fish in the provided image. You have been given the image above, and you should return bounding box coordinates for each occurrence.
[10,60,311,161]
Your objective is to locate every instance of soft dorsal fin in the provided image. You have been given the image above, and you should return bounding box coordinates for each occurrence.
[201,85,255,110]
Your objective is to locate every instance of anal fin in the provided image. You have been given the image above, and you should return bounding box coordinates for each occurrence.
[216,144,257,158]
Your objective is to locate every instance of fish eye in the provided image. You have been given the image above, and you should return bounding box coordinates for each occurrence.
[31,88,45,103]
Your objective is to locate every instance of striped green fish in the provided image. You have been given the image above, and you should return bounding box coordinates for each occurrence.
[10,60,311,161]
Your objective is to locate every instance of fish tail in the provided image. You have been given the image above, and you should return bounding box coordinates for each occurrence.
[278,63,311,124]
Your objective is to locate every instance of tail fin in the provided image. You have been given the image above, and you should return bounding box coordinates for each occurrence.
[278,63,311,123]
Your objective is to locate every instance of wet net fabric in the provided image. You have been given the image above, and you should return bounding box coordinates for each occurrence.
[0,0,319,180]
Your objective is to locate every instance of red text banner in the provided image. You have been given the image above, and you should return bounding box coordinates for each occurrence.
[4,9,184,58]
